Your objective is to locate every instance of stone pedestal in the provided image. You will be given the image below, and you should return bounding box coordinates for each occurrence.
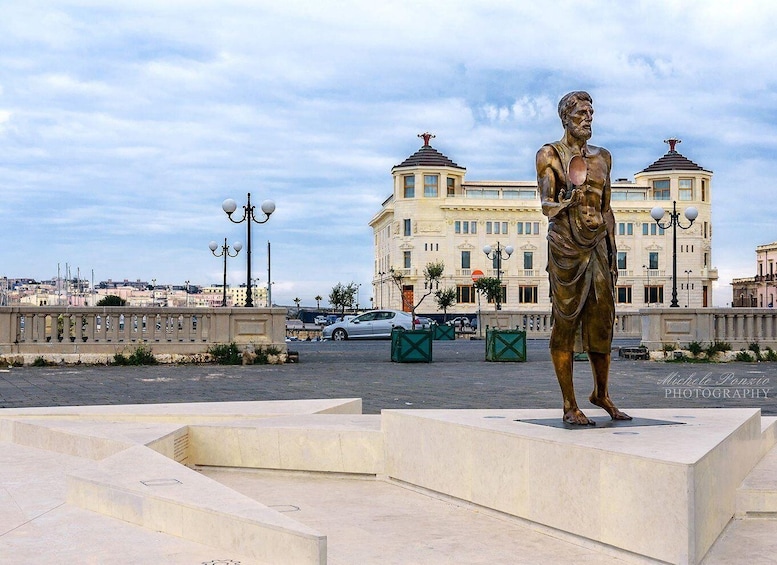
[383,408,762,565]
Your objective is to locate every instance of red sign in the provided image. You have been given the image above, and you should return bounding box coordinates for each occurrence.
[471,269,484,281]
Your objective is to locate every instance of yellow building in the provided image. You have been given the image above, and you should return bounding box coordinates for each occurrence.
[370,135,718,315]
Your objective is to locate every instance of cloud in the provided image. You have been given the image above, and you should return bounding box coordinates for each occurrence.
[0,1,776,307]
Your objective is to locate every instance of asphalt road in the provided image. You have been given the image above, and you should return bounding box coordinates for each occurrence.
[1,338,775,416]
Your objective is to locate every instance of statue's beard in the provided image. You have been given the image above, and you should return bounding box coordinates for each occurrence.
[571,124,592,141]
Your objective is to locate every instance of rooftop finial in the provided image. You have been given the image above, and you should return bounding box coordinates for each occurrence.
[418,132,435,147]
[664,138,681,153]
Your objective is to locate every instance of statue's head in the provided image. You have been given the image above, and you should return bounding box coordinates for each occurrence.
[558,91,593,141]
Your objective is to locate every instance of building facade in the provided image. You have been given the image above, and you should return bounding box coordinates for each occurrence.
[370,135,718,315]
[731,241,777,307]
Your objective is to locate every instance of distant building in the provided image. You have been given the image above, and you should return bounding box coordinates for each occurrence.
[370,135,718,315]
[731,242,777,307]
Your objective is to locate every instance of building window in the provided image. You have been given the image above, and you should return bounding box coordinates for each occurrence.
[617,252,627,270]
[518,286,538,303]
[642,223,665,236]
[679,179,694,201]
[516,222,523,235]
[403,175,415,198]
[523,252,533,270]
[645,286,664,304]
[456,285,476,303]
[447,177,455,196]
[701,179,706,201]
[424,175,439,197]
[653,179,670,200]
[616,286,632,304]
[618,222,634,235]
[648,252,659,270]
[403,219,411,236]
[403,251,411,269]
[455,221,475,235]
[461,251,471,269]
[486,221,492,234]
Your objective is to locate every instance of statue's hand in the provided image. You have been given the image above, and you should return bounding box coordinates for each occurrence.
[565,188,582,207]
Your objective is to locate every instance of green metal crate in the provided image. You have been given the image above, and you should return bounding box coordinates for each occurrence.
[391,328,433,363]
[485,328,527,362]
[432,324,455,341]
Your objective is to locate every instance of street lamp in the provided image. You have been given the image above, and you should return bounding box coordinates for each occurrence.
[650,200,698,308]
[209,239,242,307]
[483,242,514,310]
[184,280,190,307]
[684,269,692,307]
[222,193,275,307]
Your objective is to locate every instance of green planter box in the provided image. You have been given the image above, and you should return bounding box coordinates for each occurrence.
[391,328,433,363]
[433,324,455,341]
[485,329,527,362]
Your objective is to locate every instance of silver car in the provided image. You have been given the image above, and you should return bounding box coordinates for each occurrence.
[322,309,414,340]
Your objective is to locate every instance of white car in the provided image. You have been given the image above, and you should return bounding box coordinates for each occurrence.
[322,309,414,340]
[314,315,329,325]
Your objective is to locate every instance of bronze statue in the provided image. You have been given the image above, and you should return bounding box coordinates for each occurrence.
[536,91,631,425]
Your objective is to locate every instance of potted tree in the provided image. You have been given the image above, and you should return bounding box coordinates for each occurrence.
[389,261,444,362]
[475,277,526,362]
[433,287,456,340]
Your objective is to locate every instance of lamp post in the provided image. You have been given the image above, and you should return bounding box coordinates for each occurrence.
[184,280,190,307]
[650,201,698,308]
[684,269,692,307]
[483,242,514,310]
[209,238,242,307]
[222,193,275,307]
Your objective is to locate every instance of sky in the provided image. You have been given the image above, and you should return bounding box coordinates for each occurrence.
[1,0,776,308]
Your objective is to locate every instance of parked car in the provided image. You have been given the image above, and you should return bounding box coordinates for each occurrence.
[314,315,329,325]
[413,316,433,329]
[322,309,414,340]
[446,316,470,327]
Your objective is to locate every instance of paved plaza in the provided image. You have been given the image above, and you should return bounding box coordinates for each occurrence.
[2,339,777,564]
[1,338,775,416]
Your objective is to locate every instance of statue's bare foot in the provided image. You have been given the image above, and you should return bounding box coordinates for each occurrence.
[563,408,596,426]
[589,394,632,420]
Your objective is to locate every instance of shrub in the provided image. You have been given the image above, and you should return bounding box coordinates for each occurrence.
[764,347,777,362]
[687,341,704,357]
[208,343,242,365]
[253,345,282,365]
[662,343,677,353]
[113,345,157,366]
[705,341,731,359]
[735,350,754,362]
[748,342,762,361]
[32,356,48,367]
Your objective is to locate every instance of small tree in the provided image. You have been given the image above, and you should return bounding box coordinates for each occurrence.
[314,295,323,309]
[474,277,503,311]
[329,282,358,316]
[293,297,301,317]
[435,287,456,322]
[96,295,127,306]
[390,261,445,323]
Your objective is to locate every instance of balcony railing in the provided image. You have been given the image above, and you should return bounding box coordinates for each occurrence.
[0,306,286,359]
